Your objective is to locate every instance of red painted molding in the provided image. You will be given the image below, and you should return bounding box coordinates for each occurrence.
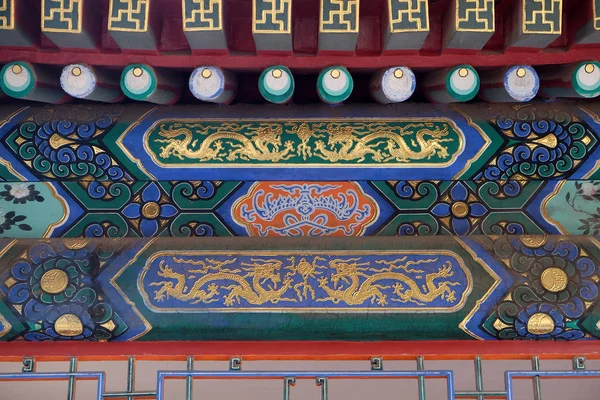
[0,341,598,361]
[1,47,600,72]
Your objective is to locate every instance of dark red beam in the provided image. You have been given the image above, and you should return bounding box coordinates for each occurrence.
[2,47,600,73]
[0,341,598,361]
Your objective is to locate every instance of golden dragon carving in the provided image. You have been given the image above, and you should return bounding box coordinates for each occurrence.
[152,122,455,164]
[149,255,462,308]
[150,257,296,306]
[316,257,460,306]
[154,124,295,162]
[313,124,453,163]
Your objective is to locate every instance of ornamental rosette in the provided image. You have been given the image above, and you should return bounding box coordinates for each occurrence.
[431,182,487,235]
[484,236,600,340]
[1,241,125,341]
[121,182,178,237]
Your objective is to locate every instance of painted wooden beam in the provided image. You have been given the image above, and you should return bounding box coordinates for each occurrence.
[0,0,37,48]
[383,0,429,51]
[318,0,359,53]
[182,0,228,53]
[0,103,598,239]
[108,0,157,52]
[1,102,599,183]
[0,236,599,341]
[41,0,98,50]
[1,177,600,238]
[252,0,292,53]
[507,0,562,48]
[443,0,495,51]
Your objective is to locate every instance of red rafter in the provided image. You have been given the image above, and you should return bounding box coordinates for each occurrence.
[2,48,600,72]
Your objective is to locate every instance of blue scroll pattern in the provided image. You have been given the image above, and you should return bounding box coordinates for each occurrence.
[476,105,598,180]
[4,107,128,181]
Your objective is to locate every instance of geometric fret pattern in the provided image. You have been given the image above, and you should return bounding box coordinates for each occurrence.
[0,0,14,30]
[253,0,291,34]
[522,0,561,34]
[389,0,428,32]
[183,0,221,31]
[456,0,494,32]
[41,0,82,33]
[108,0,149,32]
[320,0,359,33]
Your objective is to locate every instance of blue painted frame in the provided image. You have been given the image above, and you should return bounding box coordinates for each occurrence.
[505,370,600,400]
[156,370,455,400]
[0,372,106,400]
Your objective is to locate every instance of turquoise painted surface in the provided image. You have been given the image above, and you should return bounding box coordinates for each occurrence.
[0,183,68,238]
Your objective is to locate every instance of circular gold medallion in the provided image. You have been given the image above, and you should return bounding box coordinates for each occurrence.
[54,314,84,337]
[585,63,595,74]
[393,68,404,79]
[458,67,469,78]
[142,202,161,219]
[40,269,69,294]
[527,313,555,335]
[71,67,82,77]
[519,235,547,248]
[516,67,527,78]
[11,64,22,75]
[540,267,568,292]
[201,68,212,79]
[63,237,90,250]
[451,202,470,218]
[330,69,341,79]
[272,68,283,79]
[133,67,144,77]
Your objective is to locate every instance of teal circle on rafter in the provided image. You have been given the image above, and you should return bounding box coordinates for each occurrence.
[446,65,480,102]
[317,66,353,104]
[572,61,600,98]
[0,62,35,98]
[259,66,294,104]
[121,64,157,101]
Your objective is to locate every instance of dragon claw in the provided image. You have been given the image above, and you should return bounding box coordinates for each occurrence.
[223,295,235,306]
